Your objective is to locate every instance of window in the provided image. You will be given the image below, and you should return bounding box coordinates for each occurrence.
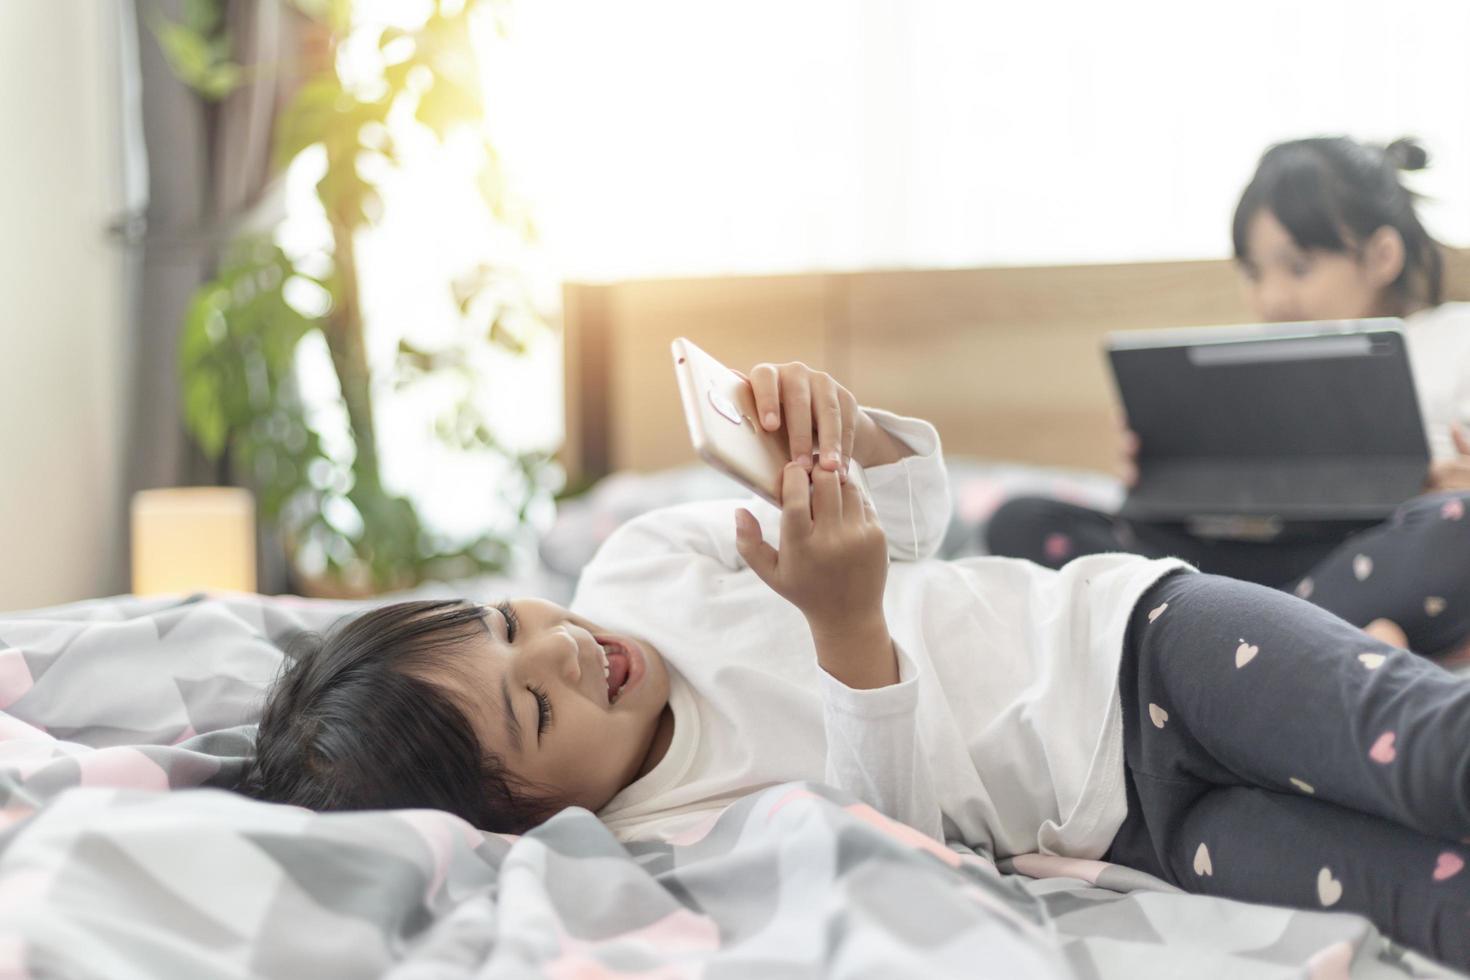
[481,0,1470,279]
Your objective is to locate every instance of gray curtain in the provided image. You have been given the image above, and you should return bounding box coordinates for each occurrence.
[121,0,302,592]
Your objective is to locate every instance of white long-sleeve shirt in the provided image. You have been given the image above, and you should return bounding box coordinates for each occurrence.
[572,410,1188,859]
[1405,301,1470,462]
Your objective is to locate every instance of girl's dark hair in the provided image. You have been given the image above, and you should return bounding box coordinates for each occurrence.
[240,599,559,833]
[1231,136,1444,309]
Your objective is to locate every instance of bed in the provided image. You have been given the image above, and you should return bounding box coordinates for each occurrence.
[6,253,1470,977]
[2,593,1459,978]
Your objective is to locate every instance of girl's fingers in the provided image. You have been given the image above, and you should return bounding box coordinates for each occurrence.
[839,391,858,477]
[749,363,782,431]
[782,370,814,469]
[839,474,866,523]
[814,377,843,472]
[779,462,813,538]
[1440,461,1470,492]
[811,465,842,525]
[1453,424,1470,459]
[1120,429,1141,487]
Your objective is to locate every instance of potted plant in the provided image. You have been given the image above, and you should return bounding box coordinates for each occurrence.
[156,0,554,595]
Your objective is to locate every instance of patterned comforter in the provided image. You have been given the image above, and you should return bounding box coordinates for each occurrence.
[0,595,1460,978]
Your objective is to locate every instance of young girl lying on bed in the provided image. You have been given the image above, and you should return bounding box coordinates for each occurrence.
[247,362,1470,968]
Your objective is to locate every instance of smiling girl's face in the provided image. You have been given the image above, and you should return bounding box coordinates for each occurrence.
[1237,209,1408,323]
[434,598,675,813]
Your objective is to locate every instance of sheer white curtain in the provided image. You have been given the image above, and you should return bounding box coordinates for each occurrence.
[483,0,1470,280]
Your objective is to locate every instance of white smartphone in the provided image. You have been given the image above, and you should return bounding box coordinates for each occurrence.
[671,337,790,505]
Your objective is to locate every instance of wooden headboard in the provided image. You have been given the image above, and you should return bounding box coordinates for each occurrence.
[563,250,1470,482]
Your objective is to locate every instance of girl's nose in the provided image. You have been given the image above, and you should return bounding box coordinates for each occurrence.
[524,626,582,684]
[1254,282,1300,323]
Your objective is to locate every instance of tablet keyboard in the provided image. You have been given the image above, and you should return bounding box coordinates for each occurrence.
[1127,457,1427,519]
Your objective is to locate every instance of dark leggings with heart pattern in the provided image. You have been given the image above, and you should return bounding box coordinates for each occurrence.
[1104,571,1470,969]
[984,490,1470,657]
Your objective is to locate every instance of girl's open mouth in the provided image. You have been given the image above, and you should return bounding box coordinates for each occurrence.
[595,635,645,705]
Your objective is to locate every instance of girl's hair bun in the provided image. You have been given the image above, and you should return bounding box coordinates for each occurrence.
[1385,137,1429,171]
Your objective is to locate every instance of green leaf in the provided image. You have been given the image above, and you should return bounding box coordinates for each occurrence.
[413,72,483,141]
[154,19,211,76]
[379,25,414,57]
[488,315,528,355]
[474,140,508,213]
[288,0,351,33]
[396,339,438,373]
[152,15,244,101]
[274,75,345,168]
[382,58,417,96]
[182,0,225,34]
[328,0,352,33]
[316,153,382,224]
[195,62,244,100]
[179,288,230,458]
[277,77,392,170]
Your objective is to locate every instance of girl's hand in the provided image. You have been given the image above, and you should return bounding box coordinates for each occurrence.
[735,463,897,688]
[1425,425,1470,493]
[1117,417,1140,487]
[746,361,909,477]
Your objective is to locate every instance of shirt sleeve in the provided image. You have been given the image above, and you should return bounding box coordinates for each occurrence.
[1427,351,1470,461]
[817,641,945,841]
[857,408,951,561]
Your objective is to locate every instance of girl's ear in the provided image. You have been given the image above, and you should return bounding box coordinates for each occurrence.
[1361,225,1407,293]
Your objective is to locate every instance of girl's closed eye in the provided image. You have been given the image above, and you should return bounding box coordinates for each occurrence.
[531,683,553,736]
[494,600,547,735]
[496,600,520,641]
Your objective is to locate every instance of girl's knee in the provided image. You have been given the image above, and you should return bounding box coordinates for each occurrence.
[985,496,1070,558]
[1392,489,1470,524]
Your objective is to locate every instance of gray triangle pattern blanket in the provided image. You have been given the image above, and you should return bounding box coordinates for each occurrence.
[0,594,1458,978]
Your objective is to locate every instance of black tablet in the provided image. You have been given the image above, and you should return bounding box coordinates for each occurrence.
[1106,318,1429,522]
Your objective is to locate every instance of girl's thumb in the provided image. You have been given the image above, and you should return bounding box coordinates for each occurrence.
[734,509,777,581]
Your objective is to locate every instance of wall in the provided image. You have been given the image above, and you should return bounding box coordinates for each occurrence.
[486,0,1470,281]
[0,2,128,610]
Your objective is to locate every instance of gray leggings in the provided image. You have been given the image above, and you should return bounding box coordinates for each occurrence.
[1105,572,1470,969]
[985,490,1470,656]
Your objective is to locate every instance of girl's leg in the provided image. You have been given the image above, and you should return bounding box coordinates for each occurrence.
[1286,490,1470,657]
[1129,780,1470,967]
[1107,571,1470,965]
[1105,570,1470,963]
[1119,571,1470,840]
[984,498,1138,568]
[983,497,1341,583]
